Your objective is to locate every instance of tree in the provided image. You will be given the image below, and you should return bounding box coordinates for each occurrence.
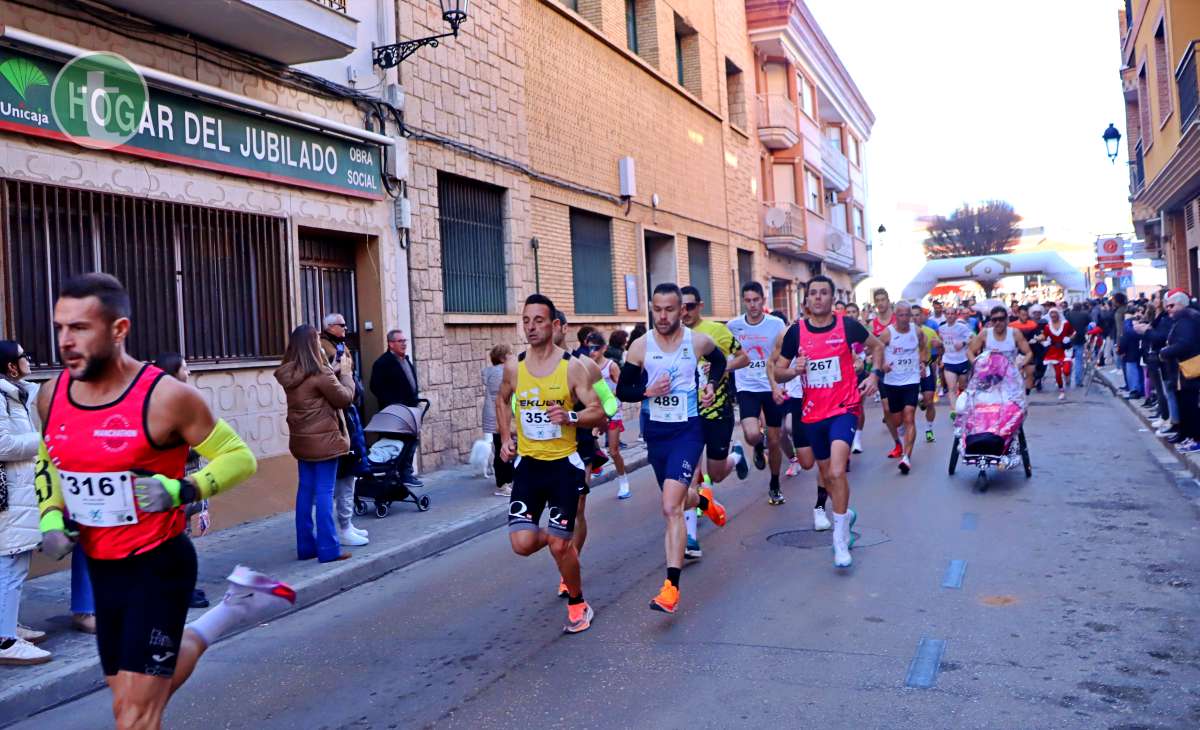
[923,201,1022,260]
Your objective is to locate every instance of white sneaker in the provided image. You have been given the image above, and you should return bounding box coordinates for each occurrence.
[187,566,297,646]
[16,624,46,645]
[494,485,512,497]
[833,536,852,568]
[899,455,911,474]
[851,432,863,454]
[785,459,801,478]
[1156,424,1176,436]
[339,529,368,547]
[349,523,368,538]
[0,638,51,665]
[617,478,631,500]
[813,507,832,531]
[1057,391,1066,401]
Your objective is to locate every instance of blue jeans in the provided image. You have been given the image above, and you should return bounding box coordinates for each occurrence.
[0,551,31,639]
[296,458,341,562]
[70,543,94,614]
[1072,346,1085,386]
[1124,361,1144,396]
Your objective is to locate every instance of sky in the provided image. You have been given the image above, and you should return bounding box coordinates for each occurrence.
[803,0,1140,293]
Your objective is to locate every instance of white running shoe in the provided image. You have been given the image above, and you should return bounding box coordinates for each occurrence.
[16,624,46,645]
[494,485,512,497]
[1058,391,1066,401]
[339,529,368,547]
[349,523,368,538]
[813,507,832,531]
[833,535,852,568]
[851,431,863,454]
[899,455,911,474]
[617,478,631,500]
[0,637,51,665]
[785,459,801,478]
[188,566,297,646]
[1156,424,1176,436]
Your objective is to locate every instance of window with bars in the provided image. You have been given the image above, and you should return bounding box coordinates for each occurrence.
[439,173,507,314]
[687,238,712,314]
[570,209,614,314]
[1,179,288,369]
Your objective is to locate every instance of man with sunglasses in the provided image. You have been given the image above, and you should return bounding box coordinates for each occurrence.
[968,306,1035,390]
[727,282,789,505]
[680,285,750,559]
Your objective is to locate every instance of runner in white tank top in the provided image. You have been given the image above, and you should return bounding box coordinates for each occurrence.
[876,303,927,474]
[968,306,1035,390]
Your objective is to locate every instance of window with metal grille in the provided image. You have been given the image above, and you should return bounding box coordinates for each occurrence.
[1187,200,1196,230]
[1,179,288,369]
[625,0,638,53]
[570,209,614,314]
[737,249,754,298]
[687,238,712,314]
[439,173,507,314]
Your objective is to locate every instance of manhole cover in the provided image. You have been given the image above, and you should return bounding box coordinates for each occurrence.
[767,527,889,550]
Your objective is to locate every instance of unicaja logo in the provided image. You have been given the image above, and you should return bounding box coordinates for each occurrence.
[50,52,147,150]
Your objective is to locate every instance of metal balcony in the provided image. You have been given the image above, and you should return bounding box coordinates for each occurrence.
[98,0,358,65]
[824,227,853,270]
[756,94,800,150]
[761,202,807,256]
[1131,141,1145,197]
[821,138,850,192]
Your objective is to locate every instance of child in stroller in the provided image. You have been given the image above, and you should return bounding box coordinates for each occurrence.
[950,351,1032,483]
[354,401,432,517]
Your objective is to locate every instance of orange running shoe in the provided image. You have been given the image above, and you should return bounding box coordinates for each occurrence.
[887,443,903,459]
[698,486,727,527]
[558,579,569,598]
[564,601,594,634]
[650,580,679,614]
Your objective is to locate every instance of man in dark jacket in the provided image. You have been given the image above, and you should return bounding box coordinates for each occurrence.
[1066,302,1092,387]
[1159,290,1200,451]
[370,329,419,408]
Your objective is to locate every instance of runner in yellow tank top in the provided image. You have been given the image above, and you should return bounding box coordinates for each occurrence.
[497,294,605,635]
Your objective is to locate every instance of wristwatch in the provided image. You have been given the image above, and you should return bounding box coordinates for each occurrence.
[567,411,579,424]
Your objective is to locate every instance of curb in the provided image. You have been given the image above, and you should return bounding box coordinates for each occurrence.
[1097,368,1200,482]
[0,447,650,726]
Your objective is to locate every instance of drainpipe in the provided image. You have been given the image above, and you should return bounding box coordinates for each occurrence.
[530,237,541,293]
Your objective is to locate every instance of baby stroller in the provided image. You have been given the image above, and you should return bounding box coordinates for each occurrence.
[354,400,431,517]
[948,351,1031,489]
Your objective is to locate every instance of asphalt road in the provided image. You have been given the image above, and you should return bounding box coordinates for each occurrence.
[20,387,1200,729]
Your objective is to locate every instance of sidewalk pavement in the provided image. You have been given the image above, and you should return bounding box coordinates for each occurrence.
[0,437,649,727]
[1095,364,1200,487]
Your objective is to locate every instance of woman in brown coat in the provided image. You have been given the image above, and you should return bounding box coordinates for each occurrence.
[275,325,356,563]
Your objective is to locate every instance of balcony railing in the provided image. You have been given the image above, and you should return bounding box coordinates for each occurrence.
[756,94,800,150]
[1132,140,1145,196]
[1178,41,1199,132]
[312,0,348,10]
[761,202,806,256]
[824,227,853,269]
[821,137,850,192]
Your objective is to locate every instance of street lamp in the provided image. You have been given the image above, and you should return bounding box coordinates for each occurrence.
[1103,123,1122,163]
[372,0,470,69]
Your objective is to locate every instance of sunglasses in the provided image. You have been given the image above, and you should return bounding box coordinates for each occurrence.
[990,316,1007,323]
[682,302,700,311]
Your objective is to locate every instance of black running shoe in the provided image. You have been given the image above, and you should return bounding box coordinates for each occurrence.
[754,440,766,471]
[767,488,785,505]
[189,589,210,609]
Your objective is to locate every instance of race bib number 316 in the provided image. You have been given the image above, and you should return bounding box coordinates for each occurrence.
[60,470,138,528]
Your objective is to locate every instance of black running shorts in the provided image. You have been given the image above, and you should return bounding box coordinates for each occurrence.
[885,383,921,413]
[509,454,587,537]
[700,415,735,461]
[736,390,784,428]
[87,533,197,677]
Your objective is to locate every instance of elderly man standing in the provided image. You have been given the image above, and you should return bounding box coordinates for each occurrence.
[370,330,423,488]
[1160,290,1200,453]
[318,313,370,547]
[370,329,420,408]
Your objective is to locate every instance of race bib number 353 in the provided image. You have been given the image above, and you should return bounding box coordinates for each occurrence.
[60,470,138,528]
[520,409,562,440]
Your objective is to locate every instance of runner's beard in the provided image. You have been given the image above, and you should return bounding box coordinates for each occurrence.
[70,345,116,382]
[655,317,680,336]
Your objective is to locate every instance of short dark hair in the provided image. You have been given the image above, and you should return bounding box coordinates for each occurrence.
[577,325,597,345]
[1113,292,1128,305]
[524,293,557,318]
[990,306,1008,317]
[153,352,184,377]
[1017,304,1029,313]
[585,330,606,347]
[59,272,130,323]
[652,282,682,302]
[680,285,702,301]
[807,275,835,296]
[0,340,21,372]
[553,309,568,326]
[608,329,628,349]
[740,281,764,298]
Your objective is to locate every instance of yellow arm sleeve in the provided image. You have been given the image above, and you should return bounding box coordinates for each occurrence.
[35,440,66,533]
[188,419,257,500]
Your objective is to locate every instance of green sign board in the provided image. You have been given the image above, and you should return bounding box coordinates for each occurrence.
[0,45,384,199]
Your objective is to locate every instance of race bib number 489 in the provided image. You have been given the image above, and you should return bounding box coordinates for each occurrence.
[60,470,138,528]
[649,394,687,422]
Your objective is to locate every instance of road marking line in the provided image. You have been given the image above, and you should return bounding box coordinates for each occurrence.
[960,513,978,531]
[905,638,946,688]
[942,560,967,589]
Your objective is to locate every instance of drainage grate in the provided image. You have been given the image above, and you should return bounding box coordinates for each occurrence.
[767,527,889,550]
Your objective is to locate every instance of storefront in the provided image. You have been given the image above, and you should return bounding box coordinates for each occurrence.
[0,17,407,528]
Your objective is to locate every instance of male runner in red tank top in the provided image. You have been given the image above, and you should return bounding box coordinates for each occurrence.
[773,276,884,569]
[35,274,295,730]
